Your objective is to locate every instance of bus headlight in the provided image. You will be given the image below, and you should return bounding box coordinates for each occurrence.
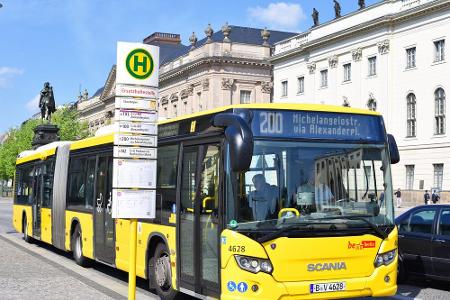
[235,255,273,274]
[374,249,396,267]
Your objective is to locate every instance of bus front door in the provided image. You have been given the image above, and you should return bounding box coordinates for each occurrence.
[94,156,115,264]
[179,143,221,298]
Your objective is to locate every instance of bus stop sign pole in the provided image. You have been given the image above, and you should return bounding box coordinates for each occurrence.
[128,218,138,300]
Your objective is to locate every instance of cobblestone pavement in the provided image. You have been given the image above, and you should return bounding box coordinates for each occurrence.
[0,235,121,300]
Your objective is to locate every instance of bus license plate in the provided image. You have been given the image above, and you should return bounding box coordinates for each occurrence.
[310,282,346,293]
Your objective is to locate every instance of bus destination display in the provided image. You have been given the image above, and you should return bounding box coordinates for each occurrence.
[252,110,384,142]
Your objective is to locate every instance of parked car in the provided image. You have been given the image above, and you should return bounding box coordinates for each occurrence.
[395,205,450,282]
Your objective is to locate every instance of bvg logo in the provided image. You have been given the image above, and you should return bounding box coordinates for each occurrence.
[125,48,154,80]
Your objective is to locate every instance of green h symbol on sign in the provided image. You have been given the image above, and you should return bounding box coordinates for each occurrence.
[133,55,147,73]
[126,48,154,80]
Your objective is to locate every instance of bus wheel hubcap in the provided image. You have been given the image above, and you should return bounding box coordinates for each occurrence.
[155,254,171,288]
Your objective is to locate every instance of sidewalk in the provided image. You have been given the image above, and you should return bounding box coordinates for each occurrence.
[0,234,120,300]
[0,233,157,300]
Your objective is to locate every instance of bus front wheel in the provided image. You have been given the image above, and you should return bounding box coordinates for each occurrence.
[71,224,92,267]
[150,243,178,300]
[23,216,31,243]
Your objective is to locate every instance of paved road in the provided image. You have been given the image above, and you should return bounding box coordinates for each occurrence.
[1,198,449,299]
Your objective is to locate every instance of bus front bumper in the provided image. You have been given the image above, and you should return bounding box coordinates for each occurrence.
[221,260,397,300]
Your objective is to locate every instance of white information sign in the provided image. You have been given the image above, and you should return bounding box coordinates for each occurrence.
[113,159,157,189]
[116,42,159,87]
[114,41,159,220]
[114,146,157,159]
[112,189,156,219]
[115,84,158,98]
[116,109,158,122]
[116,121,157,135]
[114,134,157,147]
[115,97,157,110]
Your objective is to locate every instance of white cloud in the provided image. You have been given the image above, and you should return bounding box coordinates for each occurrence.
[248,2,305,31]
[26,94,40,113]
[0,67,24,88]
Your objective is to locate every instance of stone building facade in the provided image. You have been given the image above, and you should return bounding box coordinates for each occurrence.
[144,25,296,118]
[77,25,295,133]
[77,67,115,134]
[271,0,450,202]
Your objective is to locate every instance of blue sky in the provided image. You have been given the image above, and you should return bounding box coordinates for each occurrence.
[0,0,379,133]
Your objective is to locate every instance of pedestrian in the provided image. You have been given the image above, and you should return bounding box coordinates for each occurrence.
[424,190,430,205]
[432,190,440,204]
[394,188,402,208]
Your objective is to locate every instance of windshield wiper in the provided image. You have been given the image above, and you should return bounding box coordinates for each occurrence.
[318,215,387,239]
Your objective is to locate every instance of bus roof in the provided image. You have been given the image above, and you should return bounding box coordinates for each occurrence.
[158,103,380,125]
[16,103,380,165]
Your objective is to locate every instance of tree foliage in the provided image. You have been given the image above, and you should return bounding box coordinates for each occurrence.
[0,106,89,180]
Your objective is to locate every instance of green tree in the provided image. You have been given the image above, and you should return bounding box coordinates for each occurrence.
[51,106,89,141]
[0,106,89,180]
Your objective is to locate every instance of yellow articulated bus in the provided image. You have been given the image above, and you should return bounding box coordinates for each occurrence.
[13,103,400,299]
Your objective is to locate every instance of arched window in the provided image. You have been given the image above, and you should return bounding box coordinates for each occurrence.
[406,93,416,137]
[435,88,446,135]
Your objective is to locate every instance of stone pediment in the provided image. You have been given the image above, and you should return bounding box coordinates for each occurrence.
[100,65,116,101]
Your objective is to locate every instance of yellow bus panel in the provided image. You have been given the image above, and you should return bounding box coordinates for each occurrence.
[12,205,32,236]
[115,219,177,287]
[138,223,176,286]
[40,208,52,244]
[65,211,94,259]
[115,218,130,272]
[220,228,397,299]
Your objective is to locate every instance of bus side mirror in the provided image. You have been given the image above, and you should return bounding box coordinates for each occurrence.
[213,112,254,172]
[387,134,400,164]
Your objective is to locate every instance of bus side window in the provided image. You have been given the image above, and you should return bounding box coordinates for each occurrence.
[42,160,55,208]
[157,144,179,224]
[15,165,33,205]
[66,156,97,211]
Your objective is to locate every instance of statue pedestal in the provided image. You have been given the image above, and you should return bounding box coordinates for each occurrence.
[32,124,60,149]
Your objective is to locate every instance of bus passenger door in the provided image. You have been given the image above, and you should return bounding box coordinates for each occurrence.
[179,143,221,298]
[32,165,42,239]
[94,156,115,264]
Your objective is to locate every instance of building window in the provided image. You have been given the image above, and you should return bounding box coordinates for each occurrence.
[434,39,445,62]
[281,80,288,97]
[173,104,177,117]
[368,56,377,76]
[297,76,304,94]
[240,90,251,104]
[405,165,414,190]
[343,63,351,82]
[320,69,328,88]
[197,92,202,110]
[435,88,446,135]
[406,93,416,137]
[433,164,444,190]
[406,47,416,69]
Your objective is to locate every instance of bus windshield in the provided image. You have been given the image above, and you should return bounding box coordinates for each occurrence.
[226,140,395,235]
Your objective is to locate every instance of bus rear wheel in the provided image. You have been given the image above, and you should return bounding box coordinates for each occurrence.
[150,243,178,300]
[23,216,31,243]
[71,224,92,267]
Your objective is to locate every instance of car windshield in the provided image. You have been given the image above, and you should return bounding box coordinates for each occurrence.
[225,140,395,232]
